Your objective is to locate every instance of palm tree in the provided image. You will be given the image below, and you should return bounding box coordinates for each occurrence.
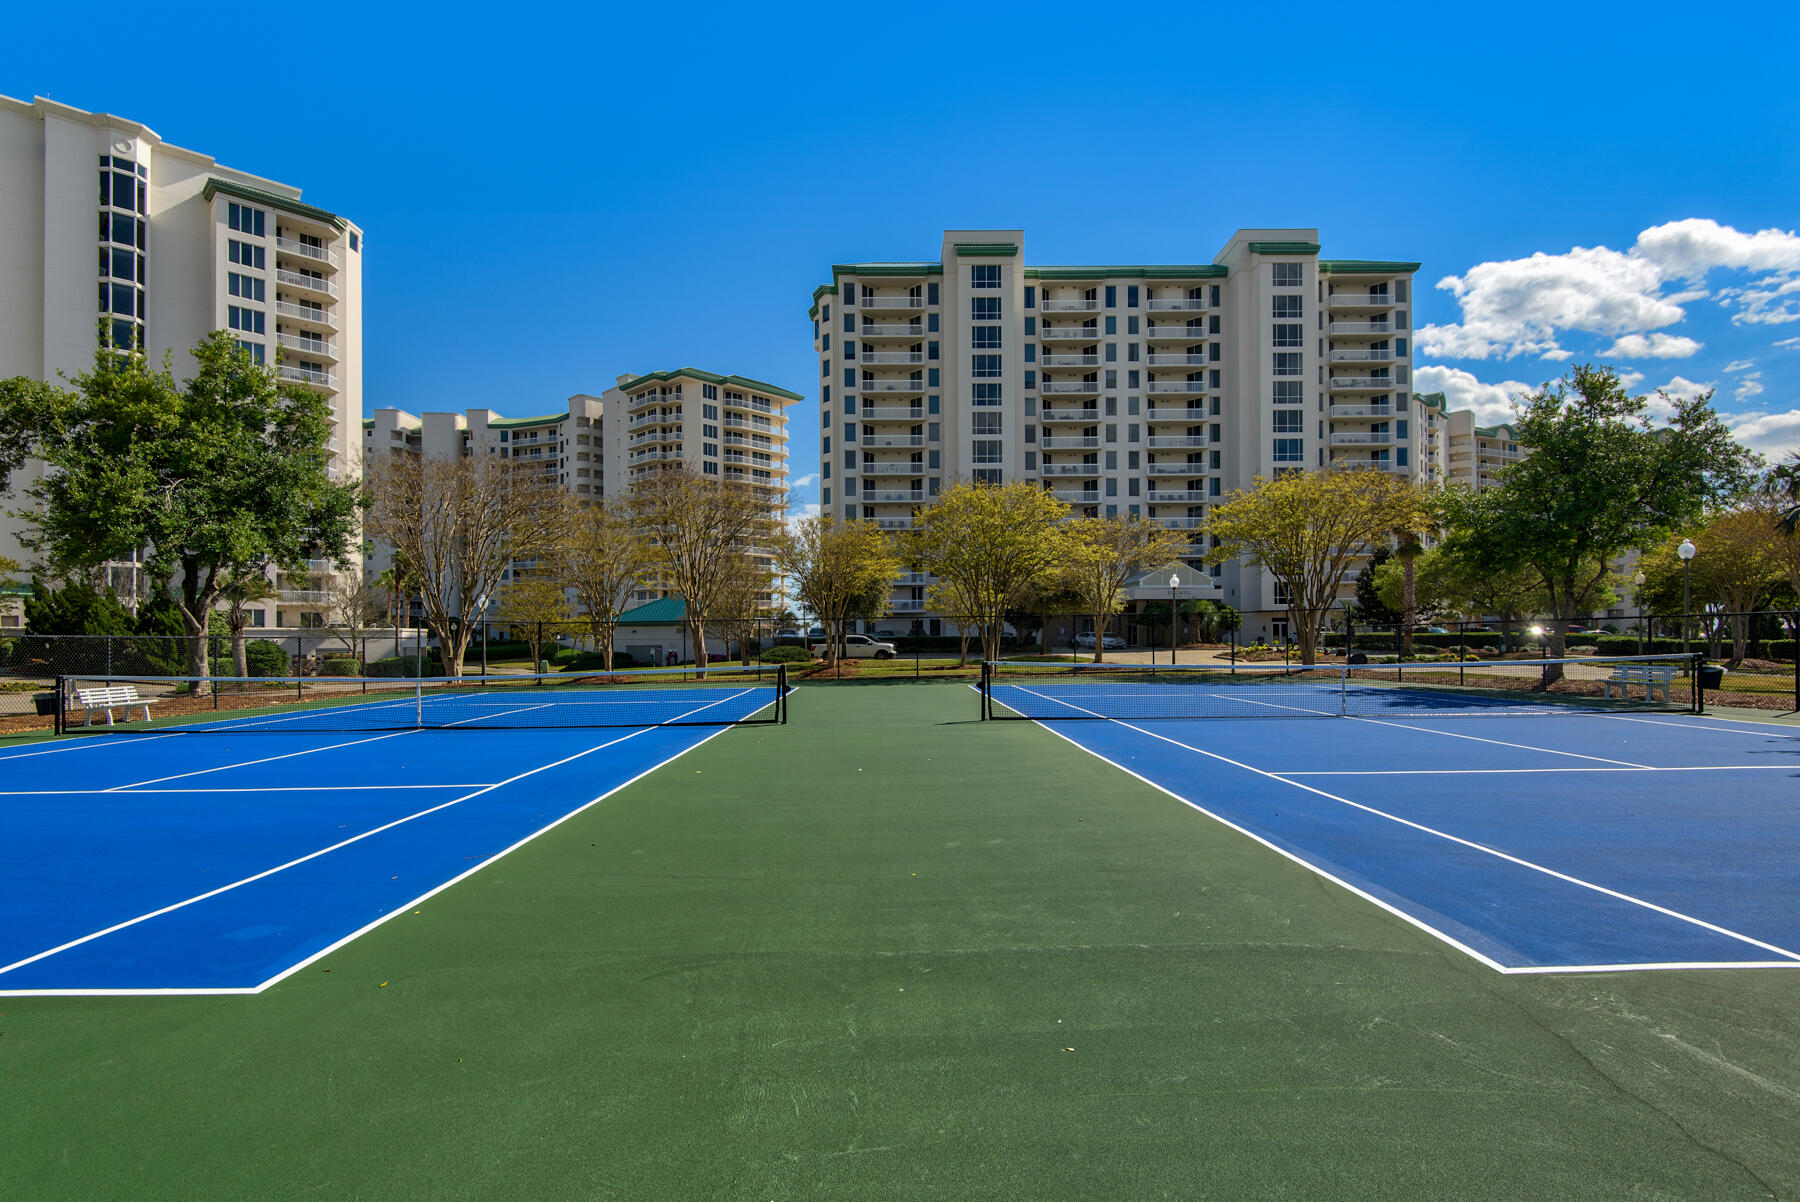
[1769,454,1800,535]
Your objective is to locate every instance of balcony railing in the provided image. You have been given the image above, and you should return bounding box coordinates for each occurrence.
[275,302,335,329]
[1147,463,1206,476]
[276,269,337,298]
[1145,354,1207,366]
[275,333,335,358]
[1038,407,1099,422]
[860,351,923,365]
[1147,436,1209,448]
[1145,326,1207,340]
[862,462,925,475]
[722,414,773,430]
[1328,292,1394,308]
[277,364,334,387]
[629,449,685,463]
[1148,490,1208,502]
[859,322,924,337]
[870,489,926,503]
[725,396,775,413]
[1329,320,1391,335]
[861,378,926,393]
[1146,380,1205,394]
[896,571,931,585]
[629,392,677,408]
[1039,436,1099,449]
[1157,517,1205,529]
[1330,432,1393,445]
[888,594,924,605]
[1329,404,1392,418]
[628,411,674,428]
[1330,347,1394,362]
[278,588,329,604]
[1329,376,1394,390]
[862,405,926,420]
[1051,489,1100,502]
[1147,298,1207,310]
[1041,298,1100,312]
[1039,354,1098,367]
[1145,407,1208,421]
[875,518,913,531]
[864,434,926,448]
[1039,463,1101,476]
[1041,381,1099,394]
[1039,326,1100,341]
[862,295,924,310]
[275,237,338,267]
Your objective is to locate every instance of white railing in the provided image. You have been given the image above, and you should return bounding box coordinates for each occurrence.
[629,430,676,444]
[1145,407,1208,420]
[1157,517,1205,529]
[628,411,673,428]
[723,433,775,447]
[1145,354,1207,366]
[1040,354,1098,367]
[1040,436,1099,449]
[1051,489,1100,502]
[1039,326,1100,340]
[1330,347,1393,362]
[629,392,676,408]
[1329,404,1392,418]
[859,323,924,337]
[1040,463,1101,476]
[1147,298,1206,310]
[889,595,924,606]
[1330,376,1393,389]
[861,379,926,393]
[862,406,926,420]
[862,295,924,310]
[276,269,337,298]
[860,351,923,365]
[275,302,335,329]
[1328,292,1393,307]
[1330,432,1393,445]
[865,434,926,448]
[1041,381,1099,394]
[278,588,330,603]
[629,449,684,463]
[275,237,338,267]
[1038,407,1099,422]
[1147,463,1204,475]
[277,364,334,387]
[896,572,931,585]
[723,414,773,429]
[1145,326,1207,340]
[276,333,334,357]
[1146,380,1204,393]
[871,490,926,503]
[1148,490,1208,502]
[1042,298,1100,311]
[863,462,925,475]
[1148,436,1208,448]
[726,396,774,413]
[1329,321,1391,335]
[1335,458,1402,472]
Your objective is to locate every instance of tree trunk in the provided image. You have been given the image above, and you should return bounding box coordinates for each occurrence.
[1296,617,1318,666]
[231,617,249,678]
[1092,613,1106,664]
[1400,550,1418,659]
[956,625,970,668]
[691,618,708,679]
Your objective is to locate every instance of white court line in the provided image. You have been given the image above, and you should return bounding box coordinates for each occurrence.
[104,728,422,791]
[1345,714,1651,767]
[0,687,754,989]
[1602,712,1800,738]
[0,785,496,796]
[0,732,185,762]
[1276,765,1798,777]
[1008,682,1800,974]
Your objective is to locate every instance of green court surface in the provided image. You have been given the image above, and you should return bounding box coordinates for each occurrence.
[4,682,1797,1199]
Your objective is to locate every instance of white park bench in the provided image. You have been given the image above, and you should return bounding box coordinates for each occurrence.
[73,684,160,725]
[1599,662,1678,702]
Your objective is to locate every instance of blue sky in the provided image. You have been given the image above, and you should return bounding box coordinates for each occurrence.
[8,1,1800,513]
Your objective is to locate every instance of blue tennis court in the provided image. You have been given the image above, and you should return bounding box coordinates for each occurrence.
[0,680,780,996]
[1004,696,1800,973]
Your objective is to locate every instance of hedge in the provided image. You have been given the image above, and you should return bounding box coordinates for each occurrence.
[244,640,290,677]
[367,653,442,678]
[758,645,812,664]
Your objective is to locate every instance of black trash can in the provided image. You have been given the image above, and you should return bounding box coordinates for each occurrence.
[1348,652,1369,666]
[1698,664,1725,690]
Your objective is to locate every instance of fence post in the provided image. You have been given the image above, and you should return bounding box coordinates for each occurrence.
[106,635,112,677]
[1693,651,1706,715]
[1458,623,1466,686]
[54,675,64,736]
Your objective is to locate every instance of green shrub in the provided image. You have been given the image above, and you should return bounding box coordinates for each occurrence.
[243,640,290,677]
[560,651,634,671]
[317,655,360,676]
[758,645,813,664]
[367,653,442,678]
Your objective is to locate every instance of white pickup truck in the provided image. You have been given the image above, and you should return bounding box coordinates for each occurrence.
[810,633,898,659]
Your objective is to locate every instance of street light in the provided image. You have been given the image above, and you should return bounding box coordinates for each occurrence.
[1678,539,1697,657]
[1633,570,1647,655]
[1169,573,1181,666]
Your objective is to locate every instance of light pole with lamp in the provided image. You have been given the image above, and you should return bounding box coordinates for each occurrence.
[1169,572,1181,666]
[1677,539,1696,657]
[1633,570,1647,655]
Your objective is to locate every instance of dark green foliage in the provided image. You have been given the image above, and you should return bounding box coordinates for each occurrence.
[316,656,361,676]
[131,592,192,676]
[367,653,443,678]
[1350,546,1401,625]
[22,576,135,636]
[758,645,813,664]
[243,640,290,677]
[559,650,641,671]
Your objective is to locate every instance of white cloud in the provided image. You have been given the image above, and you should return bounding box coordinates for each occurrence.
[1724,359,1755,372]
[1734,372,1765,401]
[791,473,819,489]
[1656,375,1716,402]
[1633,218,1800,281]
[783,501,821,537]
[1603,332,1702,359]
[1412,365,1539,425]
[1775,336,1800,349]
[1727,409,1800,460]
[1730,274,1800,326]
[1617,370,1645,390]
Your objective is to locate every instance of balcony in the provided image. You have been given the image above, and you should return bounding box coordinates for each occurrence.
[1145,406,1208,421]
[1148,489,1208,502]
[629,449,685,463]
[1039,406,1099,422]
[1042,298,1100,312]
[1335,458,1405,473]
[1039,463,1101,477]
[276,269,337,299]
[870,489,926,503]
[862,295,925,311]
[1329,376,1394,391]
[628,392,678,409]
[1146,380,1205,395]
[277,588,330,604]
[1051,488,1100,502]
[1039,435,1099,450]
[1329,320,1391,335]
[275,237,338,268]
[629,429,679,445]
[722,414,773,430]
[860,351,923,365]
[862,405,926,420]
[1329,403,1392,418]
[1328,292,1394,309]
[862,462,925,476]
[275,301,335,330]
[888,596,925,608]
[1041,381,1099,395]
[1147,297,1207,311]
[1147,463,1206,476]
[1144,354,1207,367]
[276,332,336,361]
[725,395,775,413]
[896,571,931,585]
[628,411,675,428]
[876,518,915,531]
[860,322,924,337]
[1157,517,1206,529]
[1040,353,1099,367]
[724,432,777,448]
[277,364,334,388]
[1330,347,1394,363]
[1148,436,1209,448]
[864,433,927,449]
[1040,325,1101,342]
[861,378,926,394]
[1330,432,1394,445]
[1145,326,1207,341]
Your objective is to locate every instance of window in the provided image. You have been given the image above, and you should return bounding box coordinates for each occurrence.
[227,202,266,237]
[972,441,1003,464]
[1273,438,1304,463]
[702,403,718,419]
[227,239,265,269]
[227,305,265,334]
[972,264,1001,288]
[1272,263,1302,287]
[1127,285,1139,308]
[972,355,1003,378]
[972,383,1002,405]
[972,326,1002,349]
[971,297,1001,320]
[1272,323,1302,347]
[703,424,719,439]
[227,272,265,301]
[973,468,1002,484]
[703,383,718,400]
[1273,381,1303,404]
[972,413,1002,435]
[1272,353,1302,377]
[1272,295,1303,319]
[1272,410,1303,433]
[235,340,265,364]
[1105,315,1117,336]
[1105,285,1117,308]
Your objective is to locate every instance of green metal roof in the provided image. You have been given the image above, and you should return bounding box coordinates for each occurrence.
[1413,391,1449,414]
[832,262,945,278]
[1024,265,1227,280]
[202,177,346,231]
[622,369,803,403]
[617,596,687,625]
[1319,260,1421,274]
[1247,241,1320,255]
[952,242,1019,256]
[486,413,567,430]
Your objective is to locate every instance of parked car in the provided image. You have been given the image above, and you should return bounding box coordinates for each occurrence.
[1073,632,1127,651]
[810,633,897,659]
[1422,626,1449,634]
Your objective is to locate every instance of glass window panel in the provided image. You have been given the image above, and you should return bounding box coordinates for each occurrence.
[112,248,134,281]
[112,172,134,208]
[112,283,134,314]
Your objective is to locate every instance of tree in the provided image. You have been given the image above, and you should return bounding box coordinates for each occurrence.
[561,498,655,670]
[0,333,359,679]
[631,469,779,678]
[218,573,275,679]
[1436,365,1757,679]
[1770,452,1800,536]
[773,515,900,667]
[22,575,136,637]
[1350,546,1403,626]
[1059,516,1190,662]
[1205,468,1419,664]
[493,570,573,672]
[323,569,385,661]
[362,451,568,678]
[709,551,775,665]
[1636,504,1785,665]
[911,481,1070,663]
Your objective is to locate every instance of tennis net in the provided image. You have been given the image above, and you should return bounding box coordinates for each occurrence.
[56,663,788,734]
[981,654,1703,721]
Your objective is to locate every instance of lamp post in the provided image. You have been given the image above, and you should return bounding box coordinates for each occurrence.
[1633,570,1647,655]
[1169,573,1181,666]
[1677,539,1696,657]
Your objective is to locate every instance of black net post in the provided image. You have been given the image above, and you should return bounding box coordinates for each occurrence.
[1693,651,1706,714]
[778,663,788,725]
[54,675,64,735]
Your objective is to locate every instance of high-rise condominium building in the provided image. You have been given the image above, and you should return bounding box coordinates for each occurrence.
[810,230,1420,640]
[1415,394,1525,490]
[364,368,797,610]
[0,94,363,629]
